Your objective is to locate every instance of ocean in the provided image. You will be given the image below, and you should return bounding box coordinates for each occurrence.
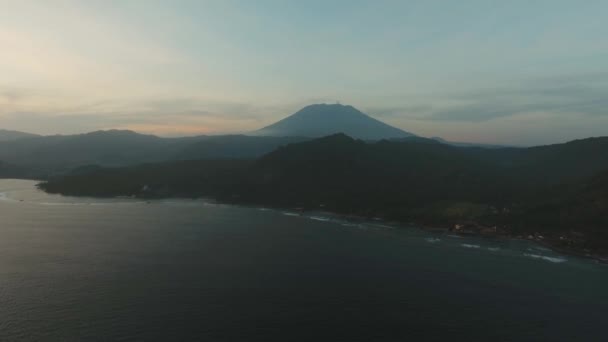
[0,179,606,341]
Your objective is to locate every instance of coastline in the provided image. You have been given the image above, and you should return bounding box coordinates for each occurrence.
[231,203,608,265]
[29,178,608,265]
[414,223,608,265]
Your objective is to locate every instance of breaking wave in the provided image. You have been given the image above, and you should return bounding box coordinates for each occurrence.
[524,253,567,263]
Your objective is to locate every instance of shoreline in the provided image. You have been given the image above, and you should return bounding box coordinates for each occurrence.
[21,178,608,265]
[248,206,608,265]
[414,223,608,265]
[245,205,608,265]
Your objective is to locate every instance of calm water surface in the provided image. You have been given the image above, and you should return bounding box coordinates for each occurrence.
[0,180,606,341]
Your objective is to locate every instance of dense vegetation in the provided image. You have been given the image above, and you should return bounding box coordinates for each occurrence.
[0,161,32,179]
[39,134,608,256]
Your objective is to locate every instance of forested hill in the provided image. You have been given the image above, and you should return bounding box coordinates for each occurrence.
[39,134,608,206]
[39,133,508,204]
[39,134,608,256]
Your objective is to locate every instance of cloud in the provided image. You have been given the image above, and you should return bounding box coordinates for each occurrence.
[422,73,608,122]
[0,1,606,144]
[0,89,29,103]
[364,105,434,119]
[0,96,290,136]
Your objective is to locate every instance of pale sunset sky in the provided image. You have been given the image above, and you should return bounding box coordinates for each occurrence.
[1,0,607,145]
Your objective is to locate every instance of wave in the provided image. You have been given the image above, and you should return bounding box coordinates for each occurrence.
[524,253,567,263]
[309,216,332,222]
[368,223,394,229]
[461,244,481,249]
[282,212,300,217]
[0,192,19,203]
[159,200,211,207]
[36,201,148,206]
[425,238,441,243]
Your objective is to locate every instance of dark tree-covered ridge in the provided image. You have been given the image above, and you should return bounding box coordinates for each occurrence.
[39,134,608,258]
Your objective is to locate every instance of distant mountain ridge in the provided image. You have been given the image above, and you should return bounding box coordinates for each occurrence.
[0,129,308,178]
[0,129,39,141]
[2,106,607,181]
[431,137,512,149]
[254,104,414,140]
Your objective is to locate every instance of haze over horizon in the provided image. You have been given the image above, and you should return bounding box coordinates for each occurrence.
[1,1,607,145]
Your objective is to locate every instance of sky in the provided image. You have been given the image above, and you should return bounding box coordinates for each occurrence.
[1,0,607,145]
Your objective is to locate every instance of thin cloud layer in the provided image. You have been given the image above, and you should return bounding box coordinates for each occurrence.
[424,74,608,122]
[0,1,607,144]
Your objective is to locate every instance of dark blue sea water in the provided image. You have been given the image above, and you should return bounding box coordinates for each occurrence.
[0,180,606,341]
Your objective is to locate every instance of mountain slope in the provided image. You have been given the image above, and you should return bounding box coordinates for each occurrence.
[465,136,608,184]
[254,104,414,140]
[0,130,311,178]
[176,135,309,160]
[39,135,608,202]
[0,129,39,141]
[0,130,175,169]
[39,134,510,209]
